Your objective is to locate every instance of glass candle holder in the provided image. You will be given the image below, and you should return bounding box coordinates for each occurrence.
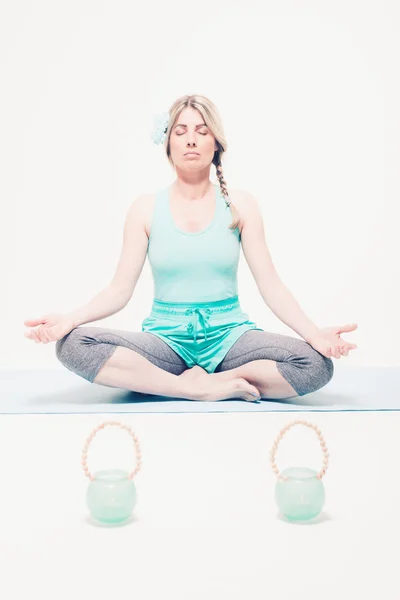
[82,421,142,525]
[270,420,329,522]
[86,468,137,524]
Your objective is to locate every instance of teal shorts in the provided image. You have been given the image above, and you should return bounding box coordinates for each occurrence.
[141,295,264,373]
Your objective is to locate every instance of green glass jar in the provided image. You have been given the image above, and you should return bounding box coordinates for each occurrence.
[82,421,142,525]
[270,420,329,522]
[275,467,325,521]
[86,468,137,524]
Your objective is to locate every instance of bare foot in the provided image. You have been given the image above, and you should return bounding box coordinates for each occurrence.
[180,365,209,381]
[193,377,261,402]
[181,365,240,383]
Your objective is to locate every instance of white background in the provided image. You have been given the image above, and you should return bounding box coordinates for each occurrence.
[1,0,399,370]
[1,4,400,598]
[0,412,399,600]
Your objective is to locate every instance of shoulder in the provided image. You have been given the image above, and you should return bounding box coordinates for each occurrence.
[226,188,259,232]
[134,188,191,238]
[125,192,156,239]
[227,188,253,207]
[225,188,258,213]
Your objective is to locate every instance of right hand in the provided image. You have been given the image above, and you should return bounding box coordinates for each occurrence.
[23,313,76,344]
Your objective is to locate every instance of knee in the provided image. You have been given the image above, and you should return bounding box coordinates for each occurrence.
[55,326,87,366]
[303,344,334,392]
[281,338,334,396]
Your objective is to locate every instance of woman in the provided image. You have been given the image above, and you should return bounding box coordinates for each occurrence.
[24,94,357,402]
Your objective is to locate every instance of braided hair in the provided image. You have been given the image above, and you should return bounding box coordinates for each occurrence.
[164,94,241,232]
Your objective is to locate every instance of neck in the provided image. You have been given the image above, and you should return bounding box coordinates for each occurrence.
[173,178,213,202]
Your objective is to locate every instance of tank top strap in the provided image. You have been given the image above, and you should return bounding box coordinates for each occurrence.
[148,187,169,240]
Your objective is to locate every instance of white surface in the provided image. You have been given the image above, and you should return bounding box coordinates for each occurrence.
[0,411,398,599]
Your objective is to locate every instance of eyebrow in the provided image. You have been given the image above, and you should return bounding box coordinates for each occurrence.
[174,123,207,128]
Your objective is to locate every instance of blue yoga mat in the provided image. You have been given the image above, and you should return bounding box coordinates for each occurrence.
[1,367,399,413]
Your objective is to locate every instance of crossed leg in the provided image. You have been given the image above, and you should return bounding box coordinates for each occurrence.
[55,326,334,401]
[183,330,334,400]
[182,360,298,399]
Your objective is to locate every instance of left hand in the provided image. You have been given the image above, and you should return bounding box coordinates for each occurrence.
[308,323,358,359]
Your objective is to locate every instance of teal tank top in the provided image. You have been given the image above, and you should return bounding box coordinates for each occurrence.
[147,183,242,302]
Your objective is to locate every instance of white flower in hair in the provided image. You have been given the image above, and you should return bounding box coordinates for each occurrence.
[151,111,169,145]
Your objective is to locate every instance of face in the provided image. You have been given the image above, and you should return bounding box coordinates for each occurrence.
[169,107,217,170]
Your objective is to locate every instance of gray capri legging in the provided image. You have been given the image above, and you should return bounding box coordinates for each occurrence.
[55,326,334,397]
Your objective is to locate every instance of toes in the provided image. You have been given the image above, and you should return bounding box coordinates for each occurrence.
[236,380,261,401]
[248,383,261,401]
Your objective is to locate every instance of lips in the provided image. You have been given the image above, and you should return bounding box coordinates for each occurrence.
[185,152,199,155]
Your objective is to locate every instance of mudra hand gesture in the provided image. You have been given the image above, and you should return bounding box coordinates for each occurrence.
[24,313,75,344]
[308,323,358,359]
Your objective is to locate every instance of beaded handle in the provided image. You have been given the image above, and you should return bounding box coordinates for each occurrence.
[270,419,329,482]
[81,420,142,481]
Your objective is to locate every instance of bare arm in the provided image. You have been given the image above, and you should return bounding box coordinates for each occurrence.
[66,195,150,328]
[66,284,131,328]
[240,191,321,343]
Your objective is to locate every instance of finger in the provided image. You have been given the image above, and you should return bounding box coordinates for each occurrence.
[41,327,53,344]
[25,329,40,342]
[37,325,48,343]
[343,343,357,351]
[44,329,54,343]
[338,323,358,333]
[41,329,52,344]
[38,325,52,343]
[23,318,46,326]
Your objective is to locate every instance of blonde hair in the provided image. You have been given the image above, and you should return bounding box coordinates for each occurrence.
[163,94,241,231]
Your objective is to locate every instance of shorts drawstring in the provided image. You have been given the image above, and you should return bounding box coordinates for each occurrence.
[141,295,262,372]
[185,307,212,342]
